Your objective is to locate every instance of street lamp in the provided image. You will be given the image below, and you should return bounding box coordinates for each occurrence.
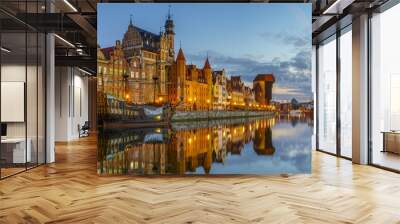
[152,75,159,104]
[123,72,129,99]
[207,99,211,119]
[122,72,129,117]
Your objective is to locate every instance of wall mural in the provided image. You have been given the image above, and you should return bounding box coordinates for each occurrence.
[97,3,313,175]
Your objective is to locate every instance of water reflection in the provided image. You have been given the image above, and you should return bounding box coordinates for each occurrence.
[97,117,312,175]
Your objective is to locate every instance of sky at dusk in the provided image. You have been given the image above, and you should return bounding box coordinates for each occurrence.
[98,3,312,102]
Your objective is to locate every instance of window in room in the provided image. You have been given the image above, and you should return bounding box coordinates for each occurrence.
[371,3,400,171]
[317,35,337,154]
[340,26,352,158]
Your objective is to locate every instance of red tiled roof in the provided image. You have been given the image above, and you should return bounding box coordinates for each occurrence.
[253,74,275,82]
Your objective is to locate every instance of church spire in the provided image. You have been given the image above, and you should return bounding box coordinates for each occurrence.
[165,5,175,35]
[204,57,211,69]
[130,14,133,26]
[168,5,172,20]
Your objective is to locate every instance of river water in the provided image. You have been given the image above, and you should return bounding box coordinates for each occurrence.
[97,116,313,175]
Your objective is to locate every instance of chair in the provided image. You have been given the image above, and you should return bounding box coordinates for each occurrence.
[79,121,90,138]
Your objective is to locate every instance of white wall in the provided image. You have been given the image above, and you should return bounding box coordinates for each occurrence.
[55,67,89,141]
[71,72,89,138]
[1,65,26,138]
[1,63,46,164]
[1,65,42,138]
[55,67,69,141]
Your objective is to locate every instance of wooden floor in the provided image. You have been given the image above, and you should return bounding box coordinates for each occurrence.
[372,151,400,171]
[1,135,400,224]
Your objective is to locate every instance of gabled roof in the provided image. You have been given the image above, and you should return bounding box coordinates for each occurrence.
[230,76,244,92]
[101,47,113,60]
[212,70,225,84]
[231,76,241,82]
[124,24,161,53]
[134,26,160,40]
[134,26,160,52]
[97,47,106,60]
[212,70,223,76]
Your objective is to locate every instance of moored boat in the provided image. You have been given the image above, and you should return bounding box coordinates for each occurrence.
[98,94,173,129]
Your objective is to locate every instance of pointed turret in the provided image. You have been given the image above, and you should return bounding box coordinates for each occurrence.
[176,47,187,99]
[203,57,211,69]
[203,56,213,106]
[177,48,186,61]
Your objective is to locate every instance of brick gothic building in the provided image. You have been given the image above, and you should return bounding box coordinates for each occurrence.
[168,48,213,111]
[98,41,129,101]
[98,12,274,111]
[253,74,275,106]
[101,15,175,104]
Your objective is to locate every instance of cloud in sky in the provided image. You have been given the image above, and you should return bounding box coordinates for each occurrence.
[259,31,310,49]
[185,28,312,102]
[186,47,312,102]
[98,4,312,102]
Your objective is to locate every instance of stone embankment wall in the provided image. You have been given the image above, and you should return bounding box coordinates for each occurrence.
[171,110,275,122]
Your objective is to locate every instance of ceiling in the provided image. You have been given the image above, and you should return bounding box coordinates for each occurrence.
[0,0,394,73]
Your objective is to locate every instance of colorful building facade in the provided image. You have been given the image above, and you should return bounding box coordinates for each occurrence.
[97,12,275,112]
[121,15,175,104]
[168,48,213,111]
[229,76,245,109]
[98,40,129,101]
[212,69,228,110]
[244,86,256,108]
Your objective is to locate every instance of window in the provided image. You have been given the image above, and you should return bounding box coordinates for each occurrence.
[370,3,400,171]
[317,35,337,154]
[0,3,46,179]
[340,27,352,158]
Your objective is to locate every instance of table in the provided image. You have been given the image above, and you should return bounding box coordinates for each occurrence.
[382,131,400,154]
[1,138,31,164]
